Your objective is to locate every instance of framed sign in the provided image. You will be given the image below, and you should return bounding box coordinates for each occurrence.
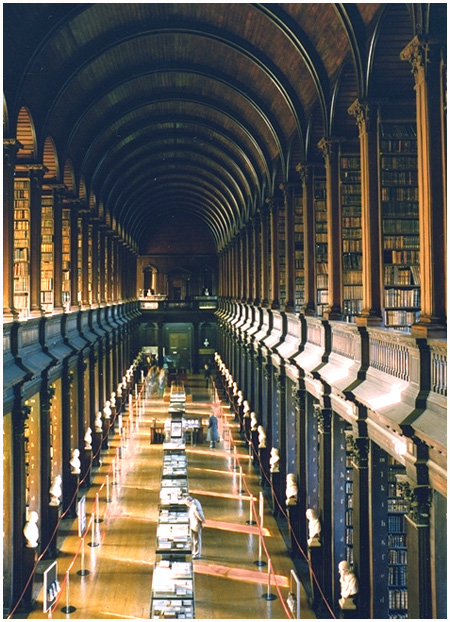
[78,495,87,537]
[43,561,60,613]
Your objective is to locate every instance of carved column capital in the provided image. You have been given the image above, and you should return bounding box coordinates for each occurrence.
[313,403,331,433]
[400,35,442,82]
[317,137,340,163]
[13,404,32,437]
[396,475,432,526]
[348,99,379,133]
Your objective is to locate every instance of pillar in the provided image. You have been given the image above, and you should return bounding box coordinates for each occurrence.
[318,138,343,320]
[348,99,383,326]
[280,182,296,312]
[296,164,316,315]
[401,36,446,337]
[3,139,21,320]
[315,403,332,602]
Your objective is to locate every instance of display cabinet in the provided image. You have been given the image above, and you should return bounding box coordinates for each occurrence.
[150,558,195,619]
[379,118,420,332]
[340,153,362,321]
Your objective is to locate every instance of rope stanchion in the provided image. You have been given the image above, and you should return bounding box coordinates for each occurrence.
[88,513,99,548]
[77,537,90,576]
[60,570,76,614]
[246,496,257,525]
[106,474,111,503]
[262,558,277,601]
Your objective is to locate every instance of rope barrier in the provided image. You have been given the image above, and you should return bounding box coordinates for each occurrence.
[212,373,337,620]
[7,359,151,618]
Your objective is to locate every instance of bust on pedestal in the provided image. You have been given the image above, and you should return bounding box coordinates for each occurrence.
[93,412,102,465]
[286,474,300,555]
[48,477,62,558]
[68,449,80,518]
[257,426,269,485]
[338,561,358,611]
[23,511,39,609]
[250,413,259,464]
[270,448,281,516]
[306,508,321,547]
[243,400,251,440]
[83,426,93,486]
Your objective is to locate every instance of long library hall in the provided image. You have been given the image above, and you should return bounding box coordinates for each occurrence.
[3,4,447,620]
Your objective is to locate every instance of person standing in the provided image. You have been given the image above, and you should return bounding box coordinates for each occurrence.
[207,413,219,448]
[203,362,211,388]
[185,496,205,559]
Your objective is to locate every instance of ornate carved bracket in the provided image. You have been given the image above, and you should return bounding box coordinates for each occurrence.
[396,475,431,526]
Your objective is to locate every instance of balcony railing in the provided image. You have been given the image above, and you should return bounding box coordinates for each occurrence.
[139,295,218,311]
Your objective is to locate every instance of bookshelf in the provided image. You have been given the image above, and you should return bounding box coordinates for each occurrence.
[314,174,328,316]
[387,458,408,619]
[340,154,362,321]
[379,120,420,332]
[279,204,286,306]
[294,194,304,311]
[62,208,71,310]
[13,178,31,318]
[344,433,354,565]
[41,196,54,314]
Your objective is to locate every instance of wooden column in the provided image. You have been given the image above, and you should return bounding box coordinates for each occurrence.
[315,403,332,603]
[260,204,270,307]
[3,139,21,320]
[397,478,432,619]
[245,223,252,303]
[51,186,65,313]
[80,211,90,308]
[99,226,107,305]
[401,37,446,337]
[296,164,316,315]
[240,230,246,302]
[106,231,113,303]
[268,196,281,310]
[294,386,308,553]
[68,201,81,309]
[252,214,261,305]
[348,99,383,326]
[319,138,343,320]
[280,182,296,313]
[25,165,46,316]
[349,434,370,618]
[89,219,98,307]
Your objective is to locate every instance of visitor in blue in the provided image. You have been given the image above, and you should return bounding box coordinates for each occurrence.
[207,413,219,448]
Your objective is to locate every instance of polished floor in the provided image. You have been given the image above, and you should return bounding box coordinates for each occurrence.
[19,374,316,620]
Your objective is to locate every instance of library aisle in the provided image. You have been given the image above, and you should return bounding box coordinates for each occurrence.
[19,374,315,620]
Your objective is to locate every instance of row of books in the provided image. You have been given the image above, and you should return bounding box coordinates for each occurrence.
[343,286,363,300]
[380,139,417,153]
[383,235,419,250]
[343,239,362,252]
[385,310,419,327]
[342,217,361,228]
[343,300,362,316]
[384,266,420,286]
[343,268,363,283]
[343,254,362,270]
[381,171,418,185]
[380,156,417,170]
[388,549,407,564]
[381,187,418,201]
[383,219,419,233]
[384,250,419,265]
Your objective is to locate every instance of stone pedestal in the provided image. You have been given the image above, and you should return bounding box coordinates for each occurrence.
[68,474,79,518]
[308,544,323,607]
[46,505,60,558]
[258,447,269,488]
[251,430,259,465]
[82,448,92,487]
[244,417,251,444]
[93,431,102,466]
[22,546,37,610]
[287,504,300,556]
[270,471,282,516]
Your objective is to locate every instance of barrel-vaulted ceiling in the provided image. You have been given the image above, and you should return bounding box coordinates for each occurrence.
[5,3,439,253]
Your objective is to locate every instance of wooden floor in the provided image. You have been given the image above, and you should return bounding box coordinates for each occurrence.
[21,374,316,620]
